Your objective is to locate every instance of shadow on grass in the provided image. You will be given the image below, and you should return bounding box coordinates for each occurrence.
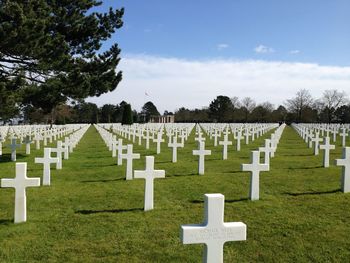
[207,158,223,161]
[280,153,314,157]
[75,208,143,215]
[191,197,249,204]
[222,170,243,174]
[0,219,13,225]
[80,163,117,168]
[286,165,324,170]
[284,189,341,196]
[166,173,197,178]
[156,160,172,164]
[80,178,125,183]
[0,153,26,163]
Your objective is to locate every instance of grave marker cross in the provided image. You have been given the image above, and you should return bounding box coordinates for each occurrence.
[120,144,140,180]
[181,193,246,263]
[153,132,164,154]
[319,137,335,168]
[219,134,232,160]
[241,151,269,200]
[193,141,211,175]
[8,138,21,161]
[168,138,183,163]
[312,133,323,155]
[134,156,165,211]
[1,163,40,223]
[35,148,59,185]
[340,128,348,147]
[335,147,350,193]
[51,141,65,169]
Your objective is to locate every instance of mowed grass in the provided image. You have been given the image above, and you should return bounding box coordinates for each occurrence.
[0,125,350,262]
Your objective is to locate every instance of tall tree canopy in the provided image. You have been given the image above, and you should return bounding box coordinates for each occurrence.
[209,95,232,122]
[141,101,159,122]
[285,89,313,122]
[0,0,124,119]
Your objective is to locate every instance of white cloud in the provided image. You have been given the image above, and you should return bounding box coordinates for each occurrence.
[254,45,275,54]
[86,54,350,113]
[143,28,152,33]
[217,43,229,51]
[289,50,300,54]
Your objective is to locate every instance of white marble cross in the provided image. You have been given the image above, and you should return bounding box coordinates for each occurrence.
[1,162,41,223]
[111,135,118,157]
[335,147,350,193]
[332,127,337,142]
[340,128,348,147]
[168,137,183,163]
[35,148,59,186]
[219,134,232,160]
[33,133,42,150]
[212,130,220,147]
[319,136,335,168]
[244,127,250,144]
[195,132,206,143]
[153,132,164,154]
[117,138,127,165]
[51,141,65,169]
[62,138,70,160]
[8,138,21,161]
[241,151,269,200]
[312,132,323,155]
[120,144,140,180]
[181,193,246,263]
[179,132,187,146]
[193,141,211,175]
[144,129,152,149]
[22,135,32,155]
[235,131,242,151]
[134,156,165,211]
[259,139,273,165]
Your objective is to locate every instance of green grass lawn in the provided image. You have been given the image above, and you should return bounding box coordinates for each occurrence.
[0,125,349,262]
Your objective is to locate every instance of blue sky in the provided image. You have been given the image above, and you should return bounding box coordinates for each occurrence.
[88,0,350,113]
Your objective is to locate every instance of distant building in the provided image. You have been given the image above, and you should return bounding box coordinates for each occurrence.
[150,115,175,123]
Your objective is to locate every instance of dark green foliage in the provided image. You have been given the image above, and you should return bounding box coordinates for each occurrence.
[141,101,160,122]
[334,105,350,123]
[121,103,133,125]
[74,102,99,123]
[0,75,24,121]
[101,104,116,123]
[209,95,233,122]
[0,0,124,115]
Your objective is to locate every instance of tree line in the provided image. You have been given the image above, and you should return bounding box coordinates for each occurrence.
[176,89,350,123]
[18,88,349,125]
[20,101,162,125]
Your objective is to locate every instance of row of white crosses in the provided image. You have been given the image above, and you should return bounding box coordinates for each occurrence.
[293,123,350,192]
[104,122,194,153]
[97,123,248,262]
[95,124,167,211]
[95,125,140,180]
[199,123,279,160]
[296,123,350,147]
[241,124,286,201]
[1,124,84,161]
[98,123,248,262]
[1,124,90,223]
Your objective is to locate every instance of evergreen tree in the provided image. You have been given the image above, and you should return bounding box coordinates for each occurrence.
[121,103,133,125]
[0,0,124,118]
